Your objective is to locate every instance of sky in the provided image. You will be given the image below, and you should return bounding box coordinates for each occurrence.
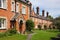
[29,0,60,18]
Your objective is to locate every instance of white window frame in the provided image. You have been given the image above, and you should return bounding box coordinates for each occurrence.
[11,0,15,12]
[16,2,19,12]
[0,17,7,29]
[0,0,7,9]
[22,5,26,14]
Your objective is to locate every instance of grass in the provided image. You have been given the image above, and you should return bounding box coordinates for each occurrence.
[0,34,27,40]
[0,29,59,40]
[31,30,60,40]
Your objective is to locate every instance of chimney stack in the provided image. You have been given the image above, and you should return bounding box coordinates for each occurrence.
[42,10,45,17]
[46,12,49,17]
[30,3,32,16]
[36,7,39,15]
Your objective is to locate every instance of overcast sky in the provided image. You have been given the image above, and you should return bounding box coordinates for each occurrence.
[29,0,60,18]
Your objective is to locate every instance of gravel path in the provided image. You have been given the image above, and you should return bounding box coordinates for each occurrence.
[26,33,36,40]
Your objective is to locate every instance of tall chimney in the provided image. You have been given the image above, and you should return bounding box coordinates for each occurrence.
[42,10,45,17]
[36,7,39,15]
[46,12,49,17]
[30,3,32,16]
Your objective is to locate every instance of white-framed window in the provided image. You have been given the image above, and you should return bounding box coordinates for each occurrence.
[16,3,19,12]
[0,0,7,9]
[11,0,15,12]
[0,18,6,29]
[22,6,26,14]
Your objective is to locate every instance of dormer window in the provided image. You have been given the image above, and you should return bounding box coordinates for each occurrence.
[0,0,7,9]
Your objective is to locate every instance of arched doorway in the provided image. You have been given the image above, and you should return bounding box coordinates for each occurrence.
[19,20,23,33]
[38,24,41,30]
[10,19,16,29]
[44,25,47,30]
[49,25,52,29]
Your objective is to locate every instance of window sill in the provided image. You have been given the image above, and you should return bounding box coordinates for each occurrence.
[11,11,19,13]
[0,8,7,10]
[22,14,26,15]
[0,28,6,30]
[11,11,15,12]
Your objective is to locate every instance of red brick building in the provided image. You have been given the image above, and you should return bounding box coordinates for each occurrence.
[0,0,53,34]
[0,0,31,33]
[30,7,53,29]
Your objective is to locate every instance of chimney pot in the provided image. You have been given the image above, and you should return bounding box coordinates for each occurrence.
[42,10,45,17]
[36,7,39,15]
[46,12,49,17]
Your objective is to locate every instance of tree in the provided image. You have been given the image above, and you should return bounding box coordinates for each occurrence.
[48,15,53,20]
[26,20,34,31]
[53,16,60,31]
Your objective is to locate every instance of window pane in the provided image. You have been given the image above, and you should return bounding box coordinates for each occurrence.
[11,0,15,11]
[3,19,6,27]
[0,18,6,28]
[3,0,7,9]
[0,20,1,27]
[22,6,26,14]
[0,0,1,7]
[16,4,19,12]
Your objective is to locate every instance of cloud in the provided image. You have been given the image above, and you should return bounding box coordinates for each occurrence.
[29,0,60,18]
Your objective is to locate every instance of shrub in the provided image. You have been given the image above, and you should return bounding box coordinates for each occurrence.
[7,29,17,35]
[0,33,5,38]
[0,29,17,38]
[26,20,34,32]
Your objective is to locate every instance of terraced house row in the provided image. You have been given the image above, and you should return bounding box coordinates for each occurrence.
[30,7,53,29]
[0,0,53,34]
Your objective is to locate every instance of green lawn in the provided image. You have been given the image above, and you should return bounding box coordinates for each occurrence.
[0,34,27,40]
[31,30,60,40]
[0,30,59,40]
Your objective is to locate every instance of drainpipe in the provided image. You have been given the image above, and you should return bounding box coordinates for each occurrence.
[30,3,32,16]
[15,0,16,14]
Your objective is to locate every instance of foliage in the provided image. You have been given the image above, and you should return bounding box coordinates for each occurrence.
[26,20,34,31]
[0,34,27,40]
[0,33,6,38]
[48,15,53,20]
[7,29,17,35]
[0,29,17,38]
[53,16,60,31]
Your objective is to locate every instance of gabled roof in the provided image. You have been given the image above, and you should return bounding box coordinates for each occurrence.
[11,12,20,21]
